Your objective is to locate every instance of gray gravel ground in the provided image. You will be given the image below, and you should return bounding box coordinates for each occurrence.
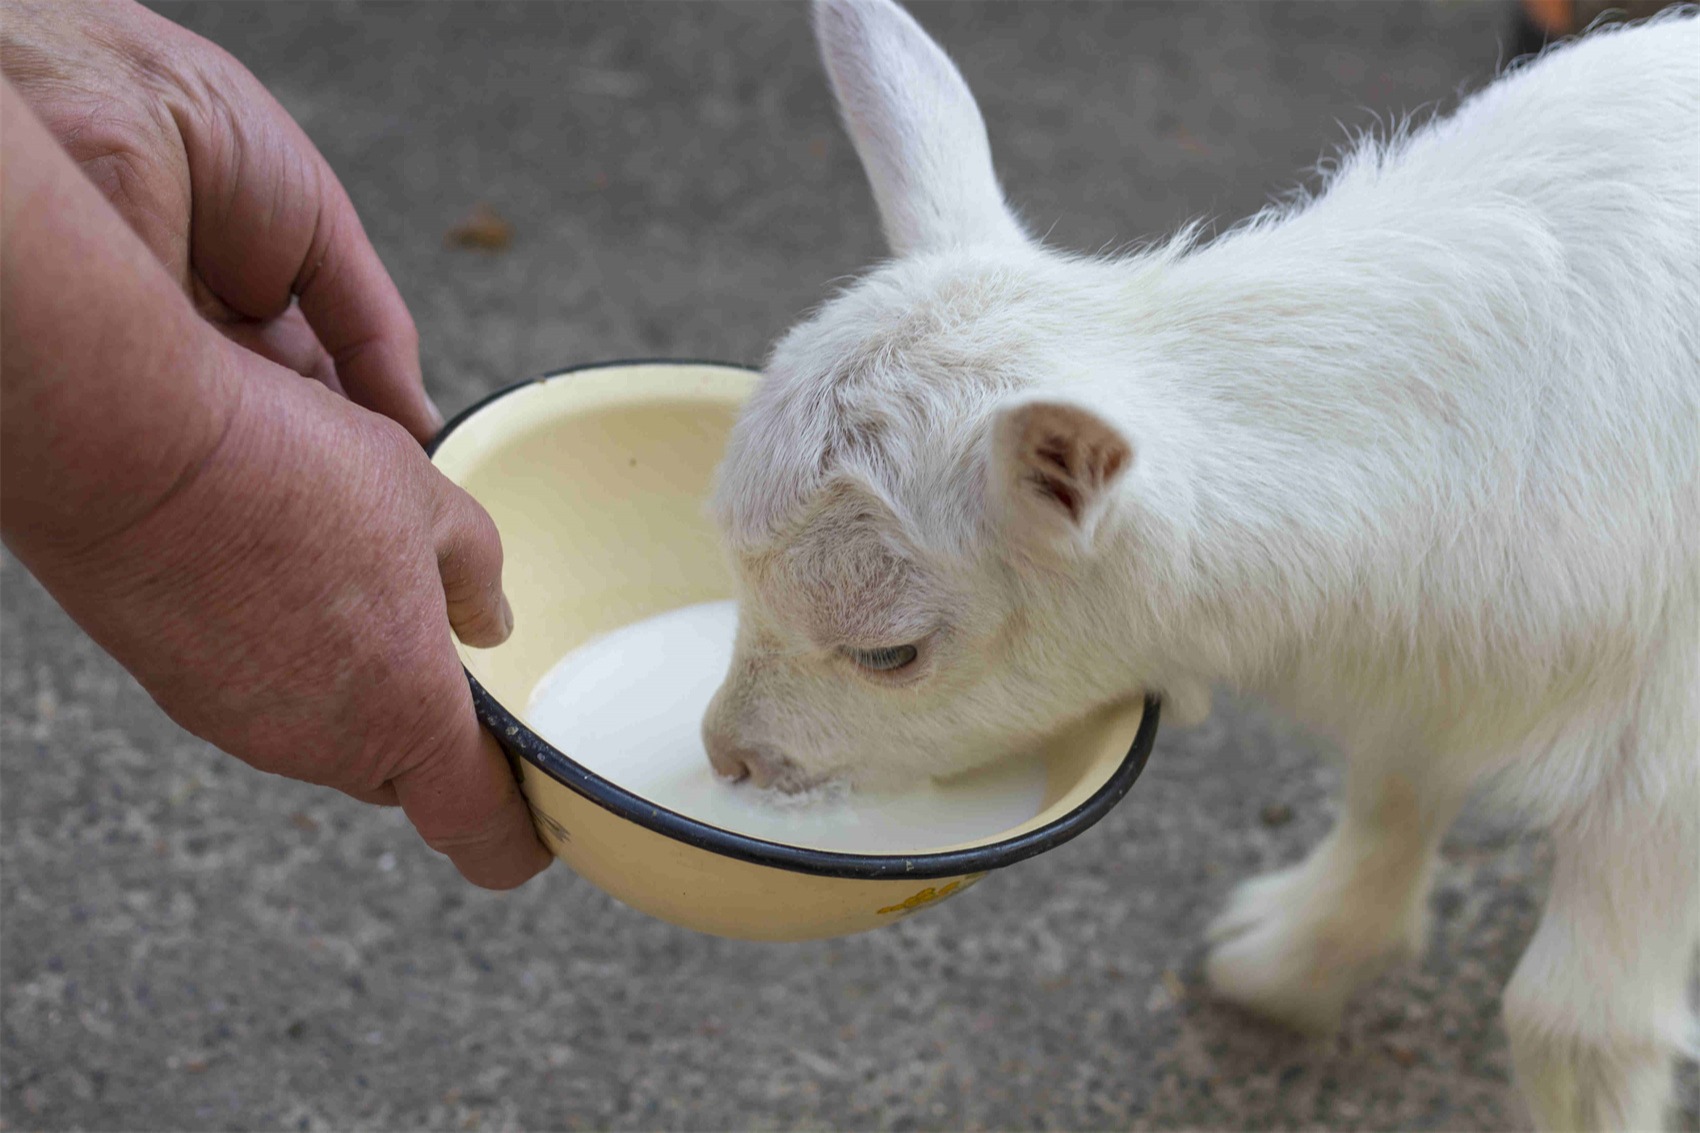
[3,2,1696,1130]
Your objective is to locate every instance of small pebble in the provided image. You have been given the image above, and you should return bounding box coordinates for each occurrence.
[1161,969,1187,1001]
[1260,802,1294,827]
[446,203,513,251]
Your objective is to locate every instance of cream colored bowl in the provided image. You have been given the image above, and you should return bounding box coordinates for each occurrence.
[429,361,1159,941]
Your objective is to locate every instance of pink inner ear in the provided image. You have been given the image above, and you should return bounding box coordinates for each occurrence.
[1011,407,1132,526]
[1031,433,1085,519]
[1098,443,1130,482]
[1029,470,1082,519]
[1035,437,1073,476]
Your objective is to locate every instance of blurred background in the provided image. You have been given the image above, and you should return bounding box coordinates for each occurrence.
[3,2,1694,1130]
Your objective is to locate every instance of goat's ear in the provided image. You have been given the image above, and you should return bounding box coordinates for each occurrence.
[814,0,1027,255]
[989,399,1133,548]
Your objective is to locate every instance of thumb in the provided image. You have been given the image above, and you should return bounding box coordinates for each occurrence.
[432,476,513,649]
[394,471,541,887]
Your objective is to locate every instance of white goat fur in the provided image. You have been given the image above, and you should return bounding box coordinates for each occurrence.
[705,2,1700,1128]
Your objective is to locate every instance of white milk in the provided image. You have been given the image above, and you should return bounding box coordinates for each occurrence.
[523,600,1048,853]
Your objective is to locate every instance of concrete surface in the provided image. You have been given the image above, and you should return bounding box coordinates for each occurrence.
[3,2,1695,1130]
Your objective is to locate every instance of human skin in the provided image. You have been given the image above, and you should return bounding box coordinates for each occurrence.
[0,1,551,889]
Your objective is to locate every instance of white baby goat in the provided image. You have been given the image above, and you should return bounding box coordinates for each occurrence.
[704,1,1699,1128]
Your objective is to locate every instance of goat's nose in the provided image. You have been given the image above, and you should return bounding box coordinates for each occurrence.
[705,738,752,782]
[703,728,790,788]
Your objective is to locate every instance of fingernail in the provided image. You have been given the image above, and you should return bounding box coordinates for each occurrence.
[426,397,446,434]
[500,594,515,636]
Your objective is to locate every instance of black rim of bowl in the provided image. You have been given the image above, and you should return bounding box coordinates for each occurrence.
[429,359,1162,881]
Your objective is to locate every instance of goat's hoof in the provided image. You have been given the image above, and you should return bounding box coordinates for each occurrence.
[1204,866,1414,1035]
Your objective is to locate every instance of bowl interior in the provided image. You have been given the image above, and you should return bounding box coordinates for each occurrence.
[432,362,1145,855]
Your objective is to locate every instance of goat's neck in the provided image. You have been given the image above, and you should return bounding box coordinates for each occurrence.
[1082,218,1507,692]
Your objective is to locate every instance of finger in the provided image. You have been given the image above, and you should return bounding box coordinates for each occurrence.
[214,302,345,394]
[168,48,442,442]
[344,781,400,807]
[432,478,513,650]
[392,708,552,890]
[288,164,441,441]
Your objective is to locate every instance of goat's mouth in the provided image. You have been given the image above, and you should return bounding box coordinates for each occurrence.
[706,744,829,794]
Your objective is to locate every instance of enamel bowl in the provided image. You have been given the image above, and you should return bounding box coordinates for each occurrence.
[429,360,1158,941]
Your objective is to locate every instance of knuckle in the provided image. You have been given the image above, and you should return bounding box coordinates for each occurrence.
[449,603,505,647]
[404,762,519,855]
[439,485,504,566]
[365,410,427,470]
[465,497,504,561]
[421,812,510,858]
[393,309,421,356]
[363,660,463,752]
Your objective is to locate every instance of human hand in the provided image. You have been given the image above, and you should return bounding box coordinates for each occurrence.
[1,71,551,886]
[0,0,439,440]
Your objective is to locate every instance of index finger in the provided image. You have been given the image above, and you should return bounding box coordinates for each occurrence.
[170,40,443,442]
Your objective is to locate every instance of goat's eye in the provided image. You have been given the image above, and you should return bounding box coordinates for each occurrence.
[847,644,919,673]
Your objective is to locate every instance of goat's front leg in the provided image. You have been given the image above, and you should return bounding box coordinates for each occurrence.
[1205,758,1460,1034]
[1503,780,1698,1132]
